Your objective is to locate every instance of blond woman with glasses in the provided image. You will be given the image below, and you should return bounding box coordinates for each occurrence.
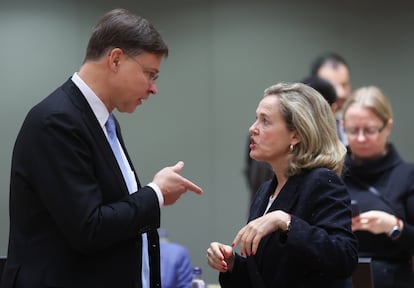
[342,86,414,288]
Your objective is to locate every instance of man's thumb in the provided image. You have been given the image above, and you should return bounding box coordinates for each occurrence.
[173,161,184,172]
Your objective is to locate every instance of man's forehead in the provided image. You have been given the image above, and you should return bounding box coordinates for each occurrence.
[318,63,349,81]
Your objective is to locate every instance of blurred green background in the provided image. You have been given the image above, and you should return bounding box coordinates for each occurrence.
[1,0,413,284]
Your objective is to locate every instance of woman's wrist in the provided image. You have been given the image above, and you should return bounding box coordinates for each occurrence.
[388,217,403,240]
[284,213,292,232]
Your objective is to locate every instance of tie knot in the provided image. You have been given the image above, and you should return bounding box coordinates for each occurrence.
[105,114,116,139]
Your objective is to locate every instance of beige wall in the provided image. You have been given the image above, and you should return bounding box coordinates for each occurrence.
[1,0,413,284]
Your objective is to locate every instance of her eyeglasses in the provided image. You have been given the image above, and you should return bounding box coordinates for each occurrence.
[344,124,386,137]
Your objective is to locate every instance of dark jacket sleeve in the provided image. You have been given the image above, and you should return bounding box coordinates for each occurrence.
[284,169,358,277]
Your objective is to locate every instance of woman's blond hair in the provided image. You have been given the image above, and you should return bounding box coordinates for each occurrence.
[342,86,392,125]
[264,82,346,176]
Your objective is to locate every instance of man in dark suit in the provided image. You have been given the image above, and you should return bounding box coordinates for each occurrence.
[2,8,203,288]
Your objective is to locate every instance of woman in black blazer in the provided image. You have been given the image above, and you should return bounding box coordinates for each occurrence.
[207,82,358,288]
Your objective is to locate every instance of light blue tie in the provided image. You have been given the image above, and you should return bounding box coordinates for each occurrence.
[105,115,134,193]
[105,114,150,288]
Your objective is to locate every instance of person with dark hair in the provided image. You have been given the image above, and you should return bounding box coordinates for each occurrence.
[301,75,338,111]
[311,52,348,78]
[310,51,352,145]
[1,8,203,288]
[342,86,414,288]
[210,82,358,288]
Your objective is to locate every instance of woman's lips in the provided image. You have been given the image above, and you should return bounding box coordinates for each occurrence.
[250,138,256,149]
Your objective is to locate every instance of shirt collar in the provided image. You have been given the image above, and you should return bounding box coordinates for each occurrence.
[71,72,110,128]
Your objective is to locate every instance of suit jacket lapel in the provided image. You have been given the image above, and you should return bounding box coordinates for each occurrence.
[62,79,130,194]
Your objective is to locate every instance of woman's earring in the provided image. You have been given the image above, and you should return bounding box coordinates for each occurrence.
[289,144,294,152]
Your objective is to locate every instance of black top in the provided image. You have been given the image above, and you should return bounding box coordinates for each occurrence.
[342,143,414,260]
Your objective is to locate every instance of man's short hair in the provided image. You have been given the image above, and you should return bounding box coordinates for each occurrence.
[310,52,349,76]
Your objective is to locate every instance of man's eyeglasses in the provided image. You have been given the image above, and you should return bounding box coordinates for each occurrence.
[344,124,386,137]
[127,56,159,82]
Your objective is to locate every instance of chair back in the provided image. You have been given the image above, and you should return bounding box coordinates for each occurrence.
[352,257,374,288]
[0,256,6,284]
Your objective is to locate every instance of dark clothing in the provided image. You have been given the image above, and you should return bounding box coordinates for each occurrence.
[244,137,273,202]
[220,168,358,288]
[342,143,414,287]
[244,158,273,202]
[2,79,161,288]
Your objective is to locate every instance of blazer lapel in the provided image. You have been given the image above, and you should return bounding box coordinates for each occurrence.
[62,79,130,194]
[270,174,302,213]
[249,174,301,221]
[252,174,302,261]
[248,177,276,222]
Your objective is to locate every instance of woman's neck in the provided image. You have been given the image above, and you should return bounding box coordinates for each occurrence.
[351,146,388,164]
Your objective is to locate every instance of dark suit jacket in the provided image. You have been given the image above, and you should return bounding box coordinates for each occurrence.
[220,168,358,288]
[2,79,161,288]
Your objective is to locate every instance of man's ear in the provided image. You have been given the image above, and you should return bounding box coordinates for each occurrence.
[108,48,123,70]
[331,102,338,114]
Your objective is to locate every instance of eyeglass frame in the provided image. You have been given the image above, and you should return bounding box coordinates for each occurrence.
[344,123,387,137]
[126,55,159,82]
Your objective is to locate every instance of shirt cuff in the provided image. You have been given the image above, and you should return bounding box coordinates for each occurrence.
[147,182,164,207]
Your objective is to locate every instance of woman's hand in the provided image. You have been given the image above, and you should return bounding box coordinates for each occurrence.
[231,210,291,257]
[207,242,235,273]
[352,210,399,234]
